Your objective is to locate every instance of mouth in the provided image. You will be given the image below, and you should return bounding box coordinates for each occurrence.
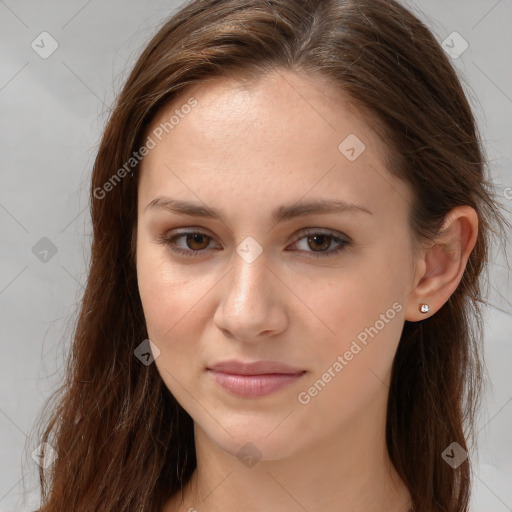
[206,359,307,398]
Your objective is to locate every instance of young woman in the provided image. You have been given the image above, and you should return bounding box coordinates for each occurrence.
[31,0,510,511]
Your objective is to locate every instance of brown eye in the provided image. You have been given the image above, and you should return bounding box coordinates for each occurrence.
[289,230,350,259]
[156,230,219,257]
[157,228,350,259]
[185,233,211,251]
[306,234,332,252]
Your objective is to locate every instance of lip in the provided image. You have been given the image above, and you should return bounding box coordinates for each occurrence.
[207,360,307,398]
[208,359,304,375]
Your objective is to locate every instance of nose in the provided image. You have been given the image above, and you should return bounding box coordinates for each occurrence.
[213,250,288,344]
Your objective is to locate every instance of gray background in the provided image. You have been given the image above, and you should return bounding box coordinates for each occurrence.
[0,1,511,511]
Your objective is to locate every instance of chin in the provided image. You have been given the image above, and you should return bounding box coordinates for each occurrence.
[202,418,303,463]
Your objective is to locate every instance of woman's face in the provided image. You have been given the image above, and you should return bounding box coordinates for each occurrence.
[136,69,420,460]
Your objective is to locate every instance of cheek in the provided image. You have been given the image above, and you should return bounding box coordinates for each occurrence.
[304,239,411,378]
[292,265,407,433]
[138,266,203,344]
[137,234,193,332]
[136,240,219,370]
[136,250,207,395]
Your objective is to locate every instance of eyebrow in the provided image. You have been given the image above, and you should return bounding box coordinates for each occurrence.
[145,196,372,223]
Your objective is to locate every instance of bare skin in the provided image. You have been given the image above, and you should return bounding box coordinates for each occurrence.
[134,69,478,512]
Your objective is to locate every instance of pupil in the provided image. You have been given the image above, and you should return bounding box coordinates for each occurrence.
[309,235,329,251]
[188,233,208,250]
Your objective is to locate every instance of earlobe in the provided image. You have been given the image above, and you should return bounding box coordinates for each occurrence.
[405,206,479,322]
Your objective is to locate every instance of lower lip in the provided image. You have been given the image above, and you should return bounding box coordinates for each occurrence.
[208,370,306,397]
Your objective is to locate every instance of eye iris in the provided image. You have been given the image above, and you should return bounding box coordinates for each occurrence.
[187,233,210,250]
[308,234,330,252]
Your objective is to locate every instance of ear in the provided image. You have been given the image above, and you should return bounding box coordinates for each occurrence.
[405,206,479,322]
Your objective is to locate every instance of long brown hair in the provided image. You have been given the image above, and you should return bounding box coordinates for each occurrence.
[28,0,510,511]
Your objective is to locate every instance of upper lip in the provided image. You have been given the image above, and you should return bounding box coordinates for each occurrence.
[207,359,305,375]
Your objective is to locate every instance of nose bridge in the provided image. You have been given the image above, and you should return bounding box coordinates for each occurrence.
[225,250,272,314]
[214,247,286,341]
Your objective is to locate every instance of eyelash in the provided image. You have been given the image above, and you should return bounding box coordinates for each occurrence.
[156,228,350,259]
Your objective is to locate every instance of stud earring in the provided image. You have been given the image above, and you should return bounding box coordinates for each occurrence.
[419,304,430,313]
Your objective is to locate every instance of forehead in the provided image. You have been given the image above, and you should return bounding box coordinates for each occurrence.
[138,69,411,222]
[147,70,379,152]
